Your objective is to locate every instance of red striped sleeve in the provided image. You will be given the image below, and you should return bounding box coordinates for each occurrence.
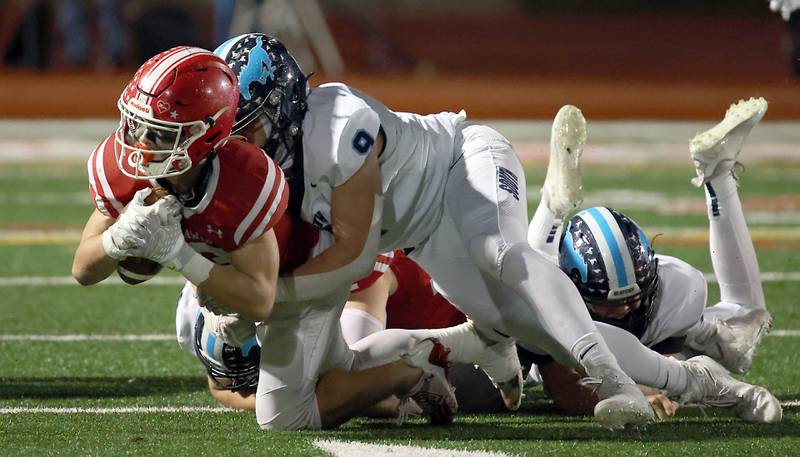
[350,251,398,292]
[87,136,121,218]
[236,155,289,246]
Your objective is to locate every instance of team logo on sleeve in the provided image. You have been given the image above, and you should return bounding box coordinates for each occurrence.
[352,129,375,155]
[497,166,520,201]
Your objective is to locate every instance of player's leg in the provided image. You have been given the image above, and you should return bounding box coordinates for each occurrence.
[437,123,652,428]
[349,320,523,411]
[528,105,586,263]
[684,98,771,373]
[557,322,781,423]
[340,307,385,345]
[256,307,440,430]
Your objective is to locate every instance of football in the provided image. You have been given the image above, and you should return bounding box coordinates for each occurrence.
[116,187,169,285]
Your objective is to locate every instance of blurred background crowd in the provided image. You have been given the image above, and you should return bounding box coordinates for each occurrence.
[0,0,798,118]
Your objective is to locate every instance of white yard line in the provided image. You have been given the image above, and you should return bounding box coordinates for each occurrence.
[0,334,174,342]
[0,406,233,414]
[2,330,799,343]
[2,272,800,288]
[314,440,513,457]
[0,276,185,286]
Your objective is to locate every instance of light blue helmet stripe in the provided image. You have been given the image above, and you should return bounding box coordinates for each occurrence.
[206,332,217,357]
[213,36,240,59]
[240,337,258,357]
[585,207,629,288]
[560,228,588,283]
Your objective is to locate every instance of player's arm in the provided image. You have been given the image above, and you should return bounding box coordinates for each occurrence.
[72,208,119,285]
[292,131,384,279]
[207,377,256,411]
[195,229,281,322]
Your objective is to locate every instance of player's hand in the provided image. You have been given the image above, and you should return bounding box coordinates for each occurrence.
[201,307,257,347]
[647,393,679,420]
[198,289,236,316]
[769,0,800,20]
[101,210,147,259]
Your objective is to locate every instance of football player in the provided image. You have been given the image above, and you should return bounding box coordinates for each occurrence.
[334,100,781,422]
[526,98,780,421]
[215,33,654,429]
[71,46,499,431]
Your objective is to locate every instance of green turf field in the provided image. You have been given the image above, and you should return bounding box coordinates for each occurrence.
[1,154,799,456]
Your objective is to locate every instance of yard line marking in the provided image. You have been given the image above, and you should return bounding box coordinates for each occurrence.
[2,273,799,288]
[314,440,513,457]
[771,330,800,337]
[703,272,800,283]
[2,330,799,343]
[0,276,186,286]
[5,227,800,246]
[1,401,798,416]
[0,334,174,342]
[0,406,233,414]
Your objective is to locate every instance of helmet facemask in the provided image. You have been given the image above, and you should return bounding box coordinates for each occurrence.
[115,99,229,179]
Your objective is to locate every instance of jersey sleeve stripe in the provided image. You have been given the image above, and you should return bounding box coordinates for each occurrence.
[95,138,124,216]
[234,156,278,245]
[86,141,108,215]
[242,165,288,245]
[88,137,118,217]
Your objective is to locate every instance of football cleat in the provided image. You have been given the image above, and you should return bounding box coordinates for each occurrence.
[686,309,772,374]
[680,355,782,423]
[473,335,524,411]
[542,104,587,220]
[689,97,767,187]
[581,368,655,430]
[400,338,458,425]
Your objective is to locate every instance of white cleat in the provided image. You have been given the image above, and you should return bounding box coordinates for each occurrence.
[542,104,587,220]
[401,338,458,425]
[689,97,767,187]
[687,309,772,374]
[680,355,782,423]
[473,335,524,411]
[582,369,655,429]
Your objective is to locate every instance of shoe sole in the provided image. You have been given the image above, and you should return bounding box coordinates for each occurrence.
[544,105,587,218]
[729,310,773,374]
[689,97,767,187]
[594,397,654,430]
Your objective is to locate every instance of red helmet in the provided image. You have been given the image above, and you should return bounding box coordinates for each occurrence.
[115,46,239,179]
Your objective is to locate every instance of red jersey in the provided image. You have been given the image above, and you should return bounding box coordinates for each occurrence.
[87,135,289,265]
[360,251,466,330]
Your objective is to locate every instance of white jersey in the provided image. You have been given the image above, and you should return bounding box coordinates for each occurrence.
[300,83,466,251]
[639,254,708,348]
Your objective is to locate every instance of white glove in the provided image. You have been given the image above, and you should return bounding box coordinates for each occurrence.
[102,210,147,260]
[769,0,800,20]
[201,307,257,347]
[101,188,182,260]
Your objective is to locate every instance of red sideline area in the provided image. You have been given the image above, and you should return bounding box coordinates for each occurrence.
[1,14,799,119]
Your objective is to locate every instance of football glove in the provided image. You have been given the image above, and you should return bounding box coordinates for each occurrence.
[200,307,257,347]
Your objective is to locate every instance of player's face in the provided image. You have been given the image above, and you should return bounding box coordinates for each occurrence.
[586,296,641,320]
[239,112,274,148]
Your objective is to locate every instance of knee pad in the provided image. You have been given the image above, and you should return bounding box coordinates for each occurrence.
[257,385,321,431]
